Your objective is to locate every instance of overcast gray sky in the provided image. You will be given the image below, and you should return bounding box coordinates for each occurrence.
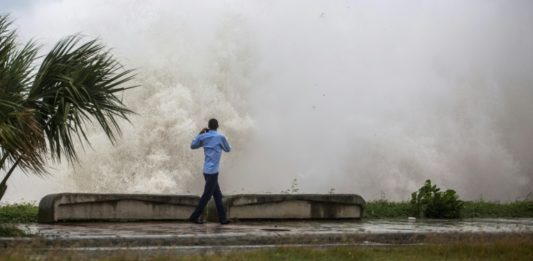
[0,0,32,10]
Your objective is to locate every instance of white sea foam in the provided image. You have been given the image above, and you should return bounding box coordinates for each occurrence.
[4,0,533,201]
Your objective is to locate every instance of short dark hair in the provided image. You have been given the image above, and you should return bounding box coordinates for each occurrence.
[208,118,219,130]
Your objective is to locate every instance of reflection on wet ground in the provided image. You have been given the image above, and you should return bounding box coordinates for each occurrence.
[19,218,533,239]
[5,219,532,258]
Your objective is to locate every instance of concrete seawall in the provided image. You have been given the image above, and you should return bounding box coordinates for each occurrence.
[211,194,365,221]
[39,193,366,223]
[38,193,200,223]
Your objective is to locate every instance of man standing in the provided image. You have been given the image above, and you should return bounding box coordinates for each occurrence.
[189,118,231,224]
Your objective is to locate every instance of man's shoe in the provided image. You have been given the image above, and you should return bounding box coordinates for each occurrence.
[189,218,204,224]
[220,220,231,225]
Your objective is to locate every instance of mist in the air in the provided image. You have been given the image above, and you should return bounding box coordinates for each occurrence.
[3,0,533,201]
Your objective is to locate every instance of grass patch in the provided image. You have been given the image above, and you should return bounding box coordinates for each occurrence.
[0,203,38,223]
[462,200,533,218]
[196,239,533,261]
[364,200,533,219]
[212,238,532,261]
[364,200,412,218]
[1,236,532,260]
[0,224,26,237]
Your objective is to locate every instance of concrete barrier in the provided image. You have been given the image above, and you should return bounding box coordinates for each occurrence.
[220,194,365,220]
[39,193,366,223]
[38,193,200,223]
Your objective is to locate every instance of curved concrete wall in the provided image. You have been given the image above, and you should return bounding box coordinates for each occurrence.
[38,193,200,223]
[39,193,366,223]
[208,194,366,221]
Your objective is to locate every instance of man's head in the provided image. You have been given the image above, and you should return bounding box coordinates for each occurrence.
[208,118,219,130]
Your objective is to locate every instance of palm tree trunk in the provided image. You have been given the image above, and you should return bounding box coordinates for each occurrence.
[0,157,21,201]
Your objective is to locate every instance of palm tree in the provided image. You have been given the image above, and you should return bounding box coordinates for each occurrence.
[0,15,136,201]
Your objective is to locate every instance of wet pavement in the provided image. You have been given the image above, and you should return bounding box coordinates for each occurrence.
[2,219,532,258]
[15,218,533,240]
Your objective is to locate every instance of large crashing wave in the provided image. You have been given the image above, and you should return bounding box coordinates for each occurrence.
[7,0,533,201]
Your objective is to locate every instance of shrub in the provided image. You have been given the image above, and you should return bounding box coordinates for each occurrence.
[0,203,38,223]
[410,179,463,218]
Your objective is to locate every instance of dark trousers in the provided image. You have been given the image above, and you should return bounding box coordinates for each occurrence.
[190,173,227,222]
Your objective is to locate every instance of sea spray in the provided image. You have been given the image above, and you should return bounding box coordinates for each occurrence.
[3,0,532,201]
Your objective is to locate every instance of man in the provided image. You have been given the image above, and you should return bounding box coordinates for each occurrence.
[189,118,231,224]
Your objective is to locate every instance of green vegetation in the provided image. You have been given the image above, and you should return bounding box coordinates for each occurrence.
[0,224,25,237]
[178,238,533,261]
[0,203,36,237]
[463,200,533,218]
[366,180,468,219]
[410,179,463,218]
[0,15,136,202]
[0,203,37,223]
[364,200,533,219]
[0,237,532,260]
[364,200,412,218]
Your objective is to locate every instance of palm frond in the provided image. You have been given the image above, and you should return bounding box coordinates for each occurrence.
[29,35,136,162]
[0,15,45,174]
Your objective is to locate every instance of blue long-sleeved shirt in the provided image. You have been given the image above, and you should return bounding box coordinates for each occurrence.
[190,130,231,174]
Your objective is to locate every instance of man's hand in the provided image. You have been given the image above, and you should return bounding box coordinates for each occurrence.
[199,128,209,134]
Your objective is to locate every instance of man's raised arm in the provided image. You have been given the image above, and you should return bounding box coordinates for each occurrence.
[191,135,202,149]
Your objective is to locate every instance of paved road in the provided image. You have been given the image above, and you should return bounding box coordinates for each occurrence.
[3,218,532,258]
[20,218,533,239]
